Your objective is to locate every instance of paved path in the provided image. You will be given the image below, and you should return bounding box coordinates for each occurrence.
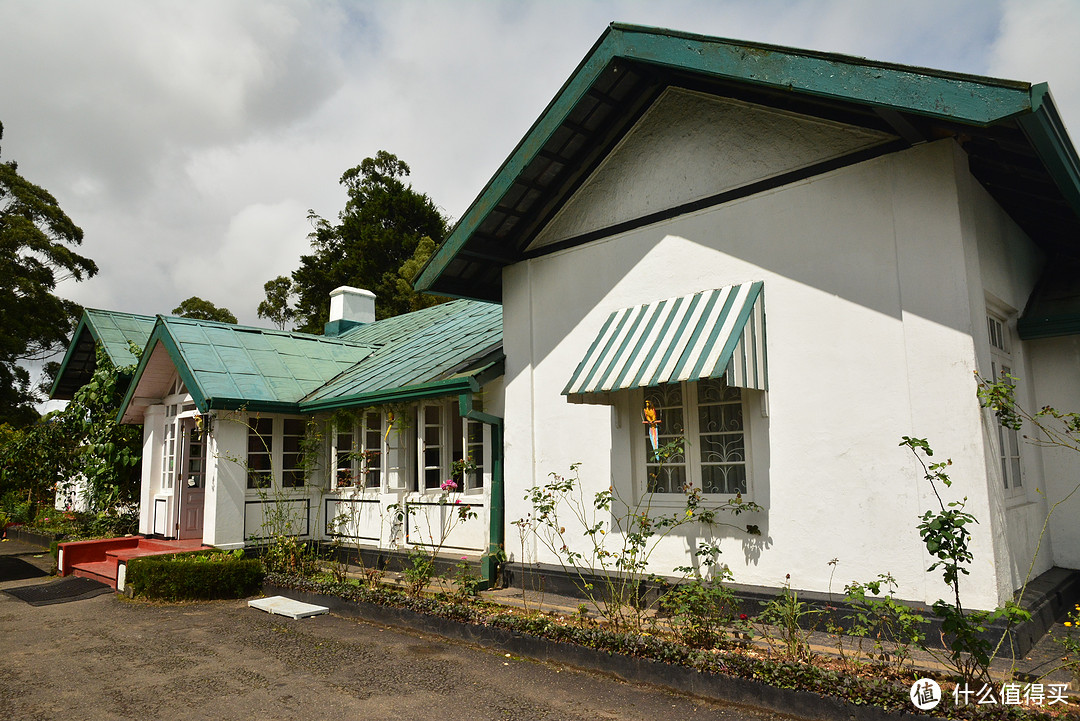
[0,541,787,721]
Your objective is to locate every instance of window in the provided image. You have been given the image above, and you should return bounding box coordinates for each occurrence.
[281,419,306,488]
[332,411,384,491]
[247,418,273,489]
[246,416,308,490]
[639,378,747,496]
[987,311,1022,491]
[162,409,177,490]
[416,400,487,492]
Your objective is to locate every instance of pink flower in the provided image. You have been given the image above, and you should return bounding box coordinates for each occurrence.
[440,479,458,491]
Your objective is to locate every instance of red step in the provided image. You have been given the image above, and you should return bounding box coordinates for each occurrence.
[58,536,211,590]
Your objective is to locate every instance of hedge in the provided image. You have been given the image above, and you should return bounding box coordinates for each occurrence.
[126,551,264,601]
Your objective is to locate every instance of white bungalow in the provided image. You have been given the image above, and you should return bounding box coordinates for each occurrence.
[414,23,1080,615]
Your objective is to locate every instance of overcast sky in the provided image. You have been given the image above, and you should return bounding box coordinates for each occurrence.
[3,0,1080,333]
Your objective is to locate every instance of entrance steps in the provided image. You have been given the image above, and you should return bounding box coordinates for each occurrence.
[58,537,209,590]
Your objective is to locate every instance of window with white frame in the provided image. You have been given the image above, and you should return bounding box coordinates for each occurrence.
[987,311,1022,491]
[416,400,487,493]
[246,416,308,490]
[162,406,177,490]
[638,378,748,496]
[332,410,384,491]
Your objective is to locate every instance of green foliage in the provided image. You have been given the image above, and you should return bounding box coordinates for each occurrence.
[1057,602,1080,683]
[0,121,98,426]
[518,449,762,632]
[842,573,926,672]
[661,570,749,649]
[61,347,142,513]
[449,558,484,602]
[757,576,820,662]
[127,550,264,601]
[256,275,297,330]
[900,436,1032,684]
[261,534,318,576]
[402,548,435,597]
[171,296,238,324]
[289,150,448,331]
[0,414,80,514]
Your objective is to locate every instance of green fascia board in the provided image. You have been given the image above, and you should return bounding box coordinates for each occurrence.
[415,22,1037,294]
[299,377,477,414]
[1018,85,1080,217]
[49,314,96,398]
[116,319,213,423]
[1018,313,1080,340]
[50,309,155,398]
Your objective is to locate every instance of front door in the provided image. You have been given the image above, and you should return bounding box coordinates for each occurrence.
[177,418,206,540]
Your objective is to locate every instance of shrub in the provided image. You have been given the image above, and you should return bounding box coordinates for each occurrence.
[126,550,264,601]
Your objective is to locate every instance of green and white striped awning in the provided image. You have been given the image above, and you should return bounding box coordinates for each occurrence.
[563,282,767,404]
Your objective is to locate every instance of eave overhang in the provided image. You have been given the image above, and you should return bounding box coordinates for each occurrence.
[415,22,1080,302]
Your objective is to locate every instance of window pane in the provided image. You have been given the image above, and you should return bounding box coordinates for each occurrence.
[647,464,685,494]
[701,433,745,464]
[702,464,747,495]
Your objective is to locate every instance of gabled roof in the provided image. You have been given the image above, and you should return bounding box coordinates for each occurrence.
[300,299,503,411]
[415,22,1080,302]
[50,309,157,400]
[117,299,503,422]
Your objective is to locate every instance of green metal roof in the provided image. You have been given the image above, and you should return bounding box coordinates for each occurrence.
[415,22,1080,303]
[50,309,157,400]
[563,282,766,404]
[300,299,503,411]
[116,299,503,420]
[118,317,379,417]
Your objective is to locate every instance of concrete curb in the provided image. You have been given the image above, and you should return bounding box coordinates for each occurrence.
[265,582,943,721]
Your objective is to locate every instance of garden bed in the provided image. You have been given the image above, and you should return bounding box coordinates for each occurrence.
[264,574,1077,721]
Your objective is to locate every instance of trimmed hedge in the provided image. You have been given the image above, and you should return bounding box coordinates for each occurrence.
[127,551,264,601]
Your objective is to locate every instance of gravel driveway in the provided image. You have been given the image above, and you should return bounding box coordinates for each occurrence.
[0,542,786,721]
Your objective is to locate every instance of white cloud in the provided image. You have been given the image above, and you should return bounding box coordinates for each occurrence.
[3,0,1079,371]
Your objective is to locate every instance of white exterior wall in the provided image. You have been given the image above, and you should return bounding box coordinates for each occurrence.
[203,411,247,549]
[1027,336,1080,570]
[503,139,1016,609]
[137,405,165,535]
[955,155,1052,600]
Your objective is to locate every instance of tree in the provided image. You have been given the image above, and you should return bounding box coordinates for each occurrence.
[172,296,238,324]
[288,151,448,332]
[0,120,98,427]
[257,276,296,330]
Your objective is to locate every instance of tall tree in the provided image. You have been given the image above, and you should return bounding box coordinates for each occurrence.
[172,296,238,324]
[257,276,297,330]
[0,121,97,427]
[289,151,448,332]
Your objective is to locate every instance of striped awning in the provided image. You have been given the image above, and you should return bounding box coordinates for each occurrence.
[563,282,767,403]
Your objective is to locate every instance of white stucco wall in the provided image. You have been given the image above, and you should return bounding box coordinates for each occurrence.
[1026,336,1080,570]
[504,138,1021,609]
[954,154,1052,600]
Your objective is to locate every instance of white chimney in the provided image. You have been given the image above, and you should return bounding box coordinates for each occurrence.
[325,286,375,335]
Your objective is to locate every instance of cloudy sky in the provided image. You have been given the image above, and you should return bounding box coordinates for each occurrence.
[3,0,1080,333]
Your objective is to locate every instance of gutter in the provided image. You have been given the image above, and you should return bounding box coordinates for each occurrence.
[458,377,504,590]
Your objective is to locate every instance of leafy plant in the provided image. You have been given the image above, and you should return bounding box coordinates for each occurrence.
[756,575,820,662]
[388,480,478,597]
[661,569,748,649]
[402,548,435,597]
[901,436,1031,684]
[842,574,926,672]
[519,443,762,633]
[450,557,483,601]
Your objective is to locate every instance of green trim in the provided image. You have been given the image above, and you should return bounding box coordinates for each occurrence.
[416,22,1040,296]
[298,377,476,413]
[1017,85,1080,218]
[49,315,94,398]
[458,381,504,590]
[116,320,213,422]
[1018,313,1080,340]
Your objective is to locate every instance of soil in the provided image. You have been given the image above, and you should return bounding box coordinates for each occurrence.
[0,539,787,721]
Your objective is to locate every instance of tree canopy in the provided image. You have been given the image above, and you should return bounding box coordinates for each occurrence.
[257,276,297,330]
[0,120,97,427]
[285,151,448,333]
[172,296,238,324]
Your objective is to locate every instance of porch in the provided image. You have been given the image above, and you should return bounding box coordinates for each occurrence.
[58,536,209,590]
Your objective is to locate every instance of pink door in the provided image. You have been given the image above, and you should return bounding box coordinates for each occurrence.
[177,419,205,540]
